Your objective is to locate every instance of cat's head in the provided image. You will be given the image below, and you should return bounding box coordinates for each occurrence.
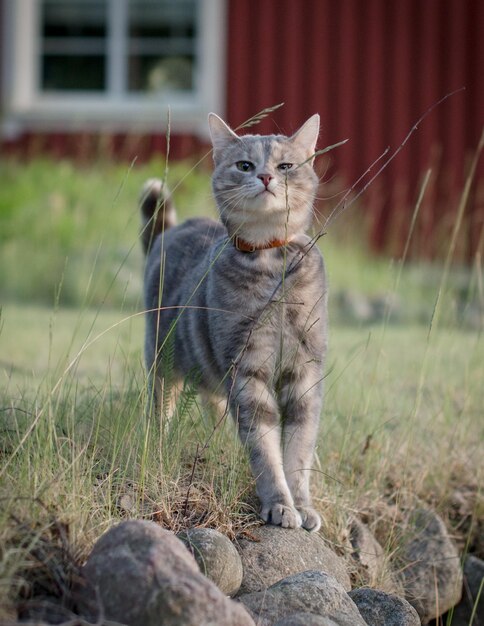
[208,113,320,247]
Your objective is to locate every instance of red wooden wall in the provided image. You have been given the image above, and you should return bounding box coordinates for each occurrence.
[1,131,206,163]
[226,0,484,259]
[1,0,483,258]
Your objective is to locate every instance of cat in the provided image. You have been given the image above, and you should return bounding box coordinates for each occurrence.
[140,113,328,531]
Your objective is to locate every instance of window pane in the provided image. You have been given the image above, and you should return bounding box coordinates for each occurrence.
[42,56,106,91]
[128,55,193,92]
[40,0,107,92]
[42,0,107,38]
[38,0,198,95]
[127,0,196,93]
[129,0,196,39]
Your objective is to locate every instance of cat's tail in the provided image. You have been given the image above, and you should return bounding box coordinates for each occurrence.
[139,178,177,255]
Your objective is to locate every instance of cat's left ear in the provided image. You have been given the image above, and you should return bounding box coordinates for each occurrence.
[208,113,240,156]
[290,114,320,160]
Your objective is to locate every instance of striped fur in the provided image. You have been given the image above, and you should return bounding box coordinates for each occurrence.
[141,114,328,531]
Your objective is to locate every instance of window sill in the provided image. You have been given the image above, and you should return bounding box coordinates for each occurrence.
[2,94,212,139]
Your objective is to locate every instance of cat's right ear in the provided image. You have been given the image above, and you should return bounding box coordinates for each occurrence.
[208,113,240,156]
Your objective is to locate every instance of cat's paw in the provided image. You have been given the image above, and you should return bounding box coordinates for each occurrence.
[297,506,321,532]
[260,503,303,529]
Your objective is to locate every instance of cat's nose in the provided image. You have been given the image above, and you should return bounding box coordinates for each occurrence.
[257,174,273,188]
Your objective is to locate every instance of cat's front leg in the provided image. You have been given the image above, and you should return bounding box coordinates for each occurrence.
[281,366,324,532]
[229,374,302,529]
[283,420,321,532]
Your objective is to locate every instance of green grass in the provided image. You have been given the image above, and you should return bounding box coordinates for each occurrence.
[0,157,483,622]
[1,157,478,320]
[0,158,214,307]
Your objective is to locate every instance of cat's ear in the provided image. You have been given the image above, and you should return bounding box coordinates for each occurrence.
[290,114,320,159]
[208,113,240,155]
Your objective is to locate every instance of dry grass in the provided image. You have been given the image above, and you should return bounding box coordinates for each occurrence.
[1,302,482,623]
[1,142,483,623]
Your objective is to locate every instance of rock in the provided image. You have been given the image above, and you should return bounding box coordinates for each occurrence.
[347,517,404,595]
[78,520,254,626]
[348,517,385,567]
[236,525,351,594]
[349,588,420,626]
[17,595,73,625]
[398,508,463,623]
[369,293,402,322]
[274,613,341,626]
[463,555,484,608]
[441,554,484,626]
[237,570,366,626]
[336,290,374,324]
[459,302,483,331]
[177,527,243,596]
[118,492,136,513]
[335,290,402,324]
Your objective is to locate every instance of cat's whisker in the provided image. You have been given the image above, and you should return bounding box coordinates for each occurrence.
[217,188,247,201]
[216,187,250,202]
[220,193,250,214]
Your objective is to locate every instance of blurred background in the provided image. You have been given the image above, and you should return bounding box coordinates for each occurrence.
[0,0,483,309]
[1,7,484,624]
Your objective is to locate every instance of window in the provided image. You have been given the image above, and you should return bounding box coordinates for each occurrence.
[2,0,225,134]
[41,0,108,92]
[127,1,196,93]
[39,0,197,95]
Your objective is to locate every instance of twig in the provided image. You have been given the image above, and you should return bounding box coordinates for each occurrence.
[183,443,200,517]
[236,103,285,130]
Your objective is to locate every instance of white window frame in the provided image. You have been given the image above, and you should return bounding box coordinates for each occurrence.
[1,0,226,138]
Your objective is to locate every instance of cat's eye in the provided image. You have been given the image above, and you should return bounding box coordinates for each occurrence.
[236,161,255,172]
[278,163,294,172]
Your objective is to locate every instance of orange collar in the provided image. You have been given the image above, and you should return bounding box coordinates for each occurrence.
[232,235,292,253]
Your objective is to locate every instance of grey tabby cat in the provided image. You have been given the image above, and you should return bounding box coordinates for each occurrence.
[141,113,328,531]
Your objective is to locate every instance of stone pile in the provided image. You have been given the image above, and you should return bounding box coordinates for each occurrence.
[75,506,481,626]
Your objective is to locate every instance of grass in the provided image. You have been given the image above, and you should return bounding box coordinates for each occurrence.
[0,158,212,307]
[0,157,478,319]
[0,156,483,623]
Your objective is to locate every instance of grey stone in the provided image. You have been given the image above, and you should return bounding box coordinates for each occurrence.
[117,492,136,513]
[17,595,73,624]
[442,555,484,626]
[464,555,484,606]
[347,517,404,595]
[177,527,243,597]
[235,525,351,594]
[348,517,385,568]
[398,508,463,623]
[369,293,402,322]
[274,613,341,626]
[78,520,254,626]
[237,570,366,626]
[459,302,483,331]
[336,290,374,323]
[349,588,420,626]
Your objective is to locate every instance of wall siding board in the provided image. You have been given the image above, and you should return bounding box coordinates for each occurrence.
[226,0,483,259]
[253,0,276,122]
[0,0,3,111]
